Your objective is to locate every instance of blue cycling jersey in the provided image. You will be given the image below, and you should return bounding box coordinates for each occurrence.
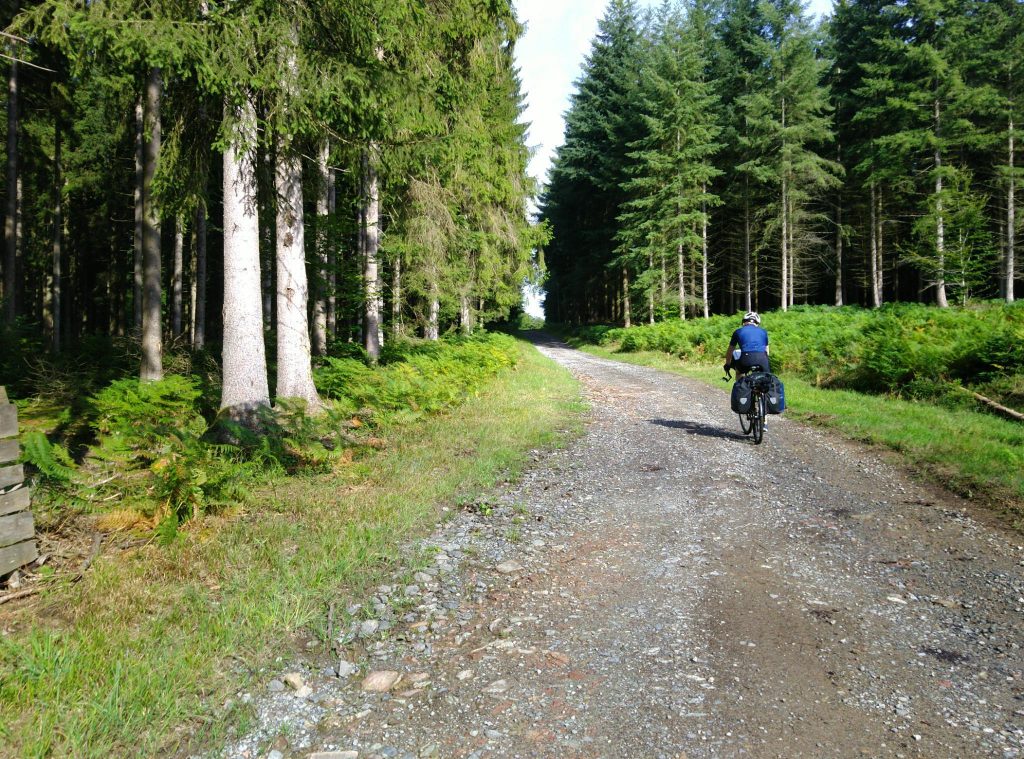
[731,324,769,354]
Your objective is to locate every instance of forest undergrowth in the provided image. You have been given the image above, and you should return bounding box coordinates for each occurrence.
[0,332,582,757]
[559,302,1024,524]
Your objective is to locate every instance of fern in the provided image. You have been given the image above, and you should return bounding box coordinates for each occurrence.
[21,431,76,483]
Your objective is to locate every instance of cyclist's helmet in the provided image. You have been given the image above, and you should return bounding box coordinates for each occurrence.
[742,311,761,325]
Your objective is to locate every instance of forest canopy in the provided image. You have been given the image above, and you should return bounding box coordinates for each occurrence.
[540,0,1022,325]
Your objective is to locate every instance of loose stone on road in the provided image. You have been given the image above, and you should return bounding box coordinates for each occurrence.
[222,336,1024,758]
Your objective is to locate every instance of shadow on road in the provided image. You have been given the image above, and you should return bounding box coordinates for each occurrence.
[649,418,747,441]
[519,330,573,349]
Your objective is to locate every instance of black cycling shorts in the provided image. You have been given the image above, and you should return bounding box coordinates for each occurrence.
[736,352,770,374]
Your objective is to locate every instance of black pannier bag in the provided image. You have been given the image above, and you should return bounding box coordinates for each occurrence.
[730,376,754,414]
[765,374,786,414]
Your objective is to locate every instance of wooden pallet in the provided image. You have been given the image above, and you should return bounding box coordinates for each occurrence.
[0,386,36,577]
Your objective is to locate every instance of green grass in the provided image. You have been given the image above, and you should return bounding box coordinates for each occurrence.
[0,337,583,758]
[572,342,1024,526]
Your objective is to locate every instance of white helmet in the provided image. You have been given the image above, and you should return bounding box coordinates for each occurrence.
[743,311,761,325]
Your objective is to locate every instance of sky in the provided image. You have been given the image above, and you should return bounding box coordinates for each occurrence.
[513,0,834,189]
[513,0,833,316]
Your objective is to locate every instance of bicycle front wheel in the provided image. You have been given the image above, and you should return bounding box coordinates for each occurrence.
[739,412,753,434]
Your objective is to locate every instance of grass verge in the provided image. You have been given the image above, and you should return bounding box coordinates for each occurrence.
[572,342,1024,528]
[0,337,583,758]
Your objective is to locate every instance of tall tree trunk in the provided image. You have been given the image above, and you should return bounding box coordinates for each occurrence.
[835,184,844,307]
[362,145,381,361]
[193,205,207,349]
[260,146,274,333]
[870,183,880,308]
[51,122,62,353]
[660,250,666,308]
[133,97,143,331]
[392,254,402,337]
[460,293,471,334]
[275,134,321,408]
[648,251,654,325]
[140,68,163,381]
[622,267,631,328]
[788,193,796,308]
[744,192,752,312]
[701,193,709,319]
[3,58,17,323]
[875,187,884,305]
[172,216,184,338]
[221,95,269,420]
[312,140,329,355]
[677,242,686,320]
[426,284,439,340]
[934,98,948,308]
[326,151,337,338]
[780,175,789,312]
[1007,115,1016,303]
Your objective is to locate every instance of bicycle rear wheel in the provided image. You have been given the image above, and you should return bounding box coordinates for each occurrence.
[752,393,766,444]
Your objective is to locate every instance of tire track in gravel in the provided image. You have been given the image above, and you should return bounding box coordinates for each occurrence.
[234,335,1024,759]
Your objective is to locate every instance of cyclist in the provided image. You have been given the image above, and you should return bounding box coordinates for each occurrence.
[724,311,770,377]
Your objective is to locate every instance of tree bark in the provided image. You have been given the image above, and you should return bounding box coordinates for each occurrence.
[622,267,631,328]
[677,242,686,320]
[392,254,402,338]
[648,251,655,325]
[140,68,163,381]
[221,95,269,421]
[275,133,321,409]
[460,293,472,334]
[835,185,843,307]
[193,205,207,349]
[934,98,948,308]
[51,122,62,354]
[326,152,337,338]
[362,145,381,361]
[426,285,439,340]
[312,140,329,355]
[870,183,880,308]
[3,58,17,323]
[744,192,752,312]
[701,193,709,319]
[172,216,184,338]
[780,174,789,311]
[1007,115,1016,303]
[133,97,143,332]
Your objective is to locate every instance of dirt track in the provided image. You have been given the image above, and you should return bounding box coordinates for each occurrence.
[238,336,1024,759]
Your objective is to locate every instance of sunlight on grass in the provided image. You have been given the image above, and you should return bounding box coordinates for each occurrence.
[0,338,582,758]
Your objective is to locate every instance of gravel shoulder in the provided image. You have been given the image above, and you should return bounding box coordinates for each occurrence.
[219,335,1024,759]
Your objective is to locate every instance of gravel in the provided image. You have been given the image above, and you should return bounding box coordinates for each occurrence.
[216,335,1024,759]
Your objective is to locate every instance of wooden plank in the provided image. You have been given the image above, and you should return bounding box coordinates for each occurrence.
[0,486,30,517]
[0,540,37,576]
[0,438,19,465]
[0,405,16,439]
[0,463,23,490]
[0,511,33,549]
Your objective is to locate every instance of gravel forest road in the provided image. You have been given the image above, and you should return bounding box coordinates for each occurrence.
[232,336,1024,759]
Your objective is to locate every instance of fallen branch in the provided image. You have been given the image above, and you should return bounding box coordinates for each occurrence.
[0,586,42,605]
[955,386,1024,422]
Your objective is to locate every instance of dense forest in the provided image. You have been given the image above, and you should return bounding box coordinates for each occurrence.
[541,0,1023,325]
[0,0,540,421]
